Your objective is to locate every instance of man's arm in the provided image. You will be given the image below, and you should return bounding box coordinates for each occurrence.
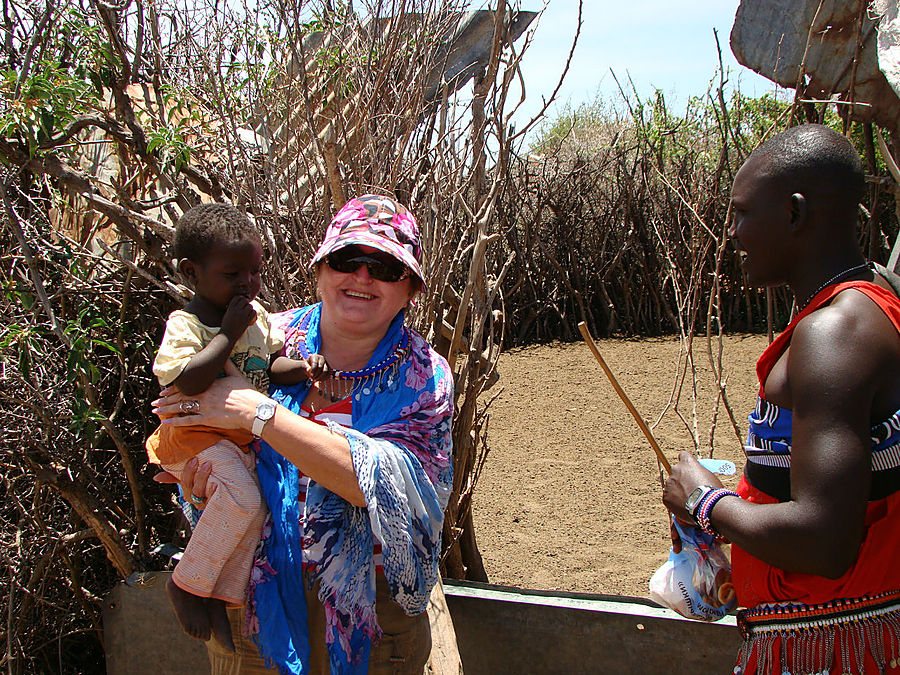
[709,295,888,577]
[665,292,895,576]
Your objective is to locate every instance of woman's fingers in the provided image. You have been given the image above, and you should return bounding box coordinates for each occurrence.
[154,374,262,430]
[154,460,214,508]
[151,391,206,423]
[151,390,191,419]
[181,457,198,497]
[180,459,215,506]
[194,461,216,500]
[183,458,215,499]
[153,470,179,484]
[152,385,185,420]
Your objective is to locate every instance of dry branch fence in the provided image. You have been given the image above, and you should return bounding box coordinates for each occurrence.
[498,93,900,345]
[3,0,900,672]
[0,1,556,671]
[492,83,900,464]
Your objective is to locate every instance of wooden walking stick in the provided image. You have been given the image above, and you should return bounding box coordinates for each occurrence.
[578,321,672,474]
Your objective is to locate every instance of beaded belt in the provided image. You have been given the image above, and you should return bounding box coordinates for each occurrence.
[735,590,900,675]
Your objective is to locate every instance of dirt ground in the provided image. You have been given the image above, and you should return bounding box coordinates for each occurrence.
[472,333,770,598]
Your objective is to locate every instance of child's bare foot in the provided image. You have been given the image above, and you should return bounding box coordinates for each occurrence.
[166,578,211,642]
[207,598,235,653]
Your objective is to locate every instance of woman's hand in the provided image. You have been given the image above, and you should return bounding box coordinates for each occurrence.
[152,360,265,432]
[662,451,724,523]
[153,458,217,508]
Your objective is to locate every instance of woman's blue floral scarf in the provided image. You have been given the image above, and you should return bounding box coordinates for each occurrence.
[247,303,454,674]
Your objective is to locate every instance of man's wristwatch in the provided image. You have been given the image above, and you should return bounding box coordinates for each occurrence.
[252,399,277,437]
[684,485,717,522]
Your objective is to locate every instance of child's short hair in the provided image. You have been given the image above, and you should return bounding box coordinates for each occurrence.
[173,203,260,263]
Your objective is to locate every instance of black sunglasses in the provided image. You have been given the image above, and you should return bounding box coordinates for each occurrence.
[325,245,411,283]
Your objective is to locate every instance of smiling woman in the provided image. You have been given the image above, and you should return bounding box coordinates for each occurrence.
[316,245,419,348]
[152,194,454,675]
[324,246,413,282]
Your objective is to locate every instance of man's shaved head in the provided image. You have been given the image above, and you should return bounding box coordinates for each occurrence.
[748,123,865,214]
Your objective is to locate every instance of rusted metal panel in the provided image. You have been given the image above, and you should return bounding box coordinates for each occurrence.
[873,0,900,100]
[423,10,538,102]
[730,0,900,133]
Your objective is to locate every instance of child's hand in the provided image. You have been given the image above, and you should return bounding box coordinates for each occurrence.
[306,353,329,381]
[220,295,257,341]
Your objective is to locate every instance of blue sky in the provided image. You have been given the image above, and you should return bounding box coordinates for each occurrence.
[501,0,780,129]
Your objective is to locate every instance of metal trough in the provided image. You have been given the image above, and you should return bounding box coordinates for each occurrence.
[104,573,741,674]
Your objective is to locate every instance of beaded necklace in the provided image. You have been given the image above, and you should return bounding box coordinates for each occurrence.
[796,261,872,314]
[292,306,410,402]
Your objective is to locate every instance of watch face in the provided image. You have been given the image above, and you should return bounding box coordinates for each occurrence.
[257,401,276,420]
[685,487,705,512]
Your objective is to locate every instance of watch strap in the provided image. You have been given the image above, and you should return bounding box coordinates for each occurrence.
[252,400,276,437]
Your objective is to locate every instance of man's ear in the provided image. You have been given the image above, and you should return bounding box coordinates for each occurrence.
[789,193,808,231]
[177,258,197,285]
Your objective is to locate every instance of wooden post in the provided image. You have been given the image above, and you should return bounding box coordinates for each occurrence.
[425,579,464,674]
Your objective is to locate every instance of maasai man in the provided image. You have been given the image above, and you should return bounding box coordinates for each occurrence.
[663,123,900,674]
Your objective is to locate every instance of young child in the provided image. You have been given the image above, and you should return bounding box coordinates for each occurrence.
[146,203,325,651]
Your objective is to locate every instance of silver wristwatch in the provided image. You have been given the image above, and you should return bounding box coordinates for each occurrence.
[252,399,277,437]
[684,485,716,522]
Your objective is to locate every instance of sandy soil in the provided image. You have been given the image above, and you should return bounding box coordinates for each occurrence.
[472,333,770,598]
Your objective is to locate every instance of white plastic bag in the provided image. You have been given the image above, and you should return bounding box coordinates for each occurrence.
[649,516,736,621]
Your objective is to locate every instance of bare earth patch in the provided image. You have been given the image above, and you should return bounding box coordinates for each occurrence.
[472,333,769,597]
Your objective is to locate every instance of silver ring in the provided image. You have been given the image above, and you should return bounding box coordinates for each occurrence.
[179,399,199,414]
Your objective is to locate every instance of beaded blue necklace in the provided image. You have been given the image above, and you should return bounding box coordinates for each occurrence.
[292,306,410,401]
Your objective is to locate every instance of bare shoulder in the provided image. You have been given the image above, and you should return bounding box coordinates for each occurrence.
[791,288,900,419]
